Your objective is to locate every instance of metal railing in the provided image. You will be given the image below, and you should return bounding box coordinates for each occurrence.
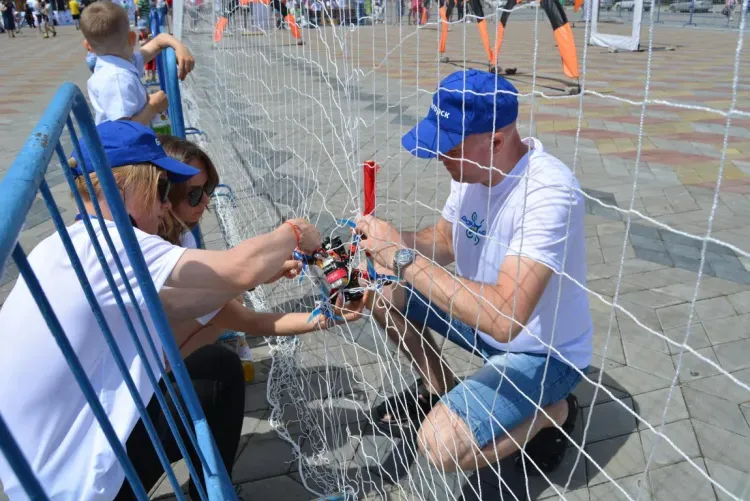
[0,83,236,500]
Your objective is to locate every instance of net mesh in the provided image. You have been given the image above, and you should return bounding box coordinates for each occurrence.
[178,1,750,498]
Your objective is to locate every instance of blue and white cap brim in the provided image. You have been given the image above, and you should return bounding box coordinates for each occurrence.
[402,118,466,159]
[151,155,200,182]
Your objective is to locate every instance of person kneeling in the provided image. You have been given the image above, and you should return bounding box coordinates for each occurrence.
[356,70,593,475]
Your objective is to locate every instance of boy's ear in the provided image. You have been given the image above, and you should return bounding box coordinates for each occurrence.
[83,39,93,52]
[129,30,137,47]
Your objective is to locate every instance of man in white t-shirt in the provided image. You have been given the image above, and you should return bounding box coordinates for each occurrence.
[356,69,593,475]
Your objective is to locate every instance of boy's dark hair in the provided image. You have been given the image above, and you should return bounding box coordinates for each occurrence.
[80,0,131,54]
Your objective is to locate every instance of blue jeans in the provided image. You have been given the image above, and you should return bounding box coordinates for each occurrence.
[401,286,587,449]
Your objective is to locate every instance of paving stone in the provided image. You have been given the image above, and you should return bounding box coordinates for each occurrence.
[232,434,296,483]
[585,433,646,487]
[663,323,713,355]
[703,314,750,346]
[618,317,669,354]
[639,419,701,470]
[685,369,750,405]
[581,397,637,444]
[704,458,750,501]
[633,387,690,431]
[618,290,685,309]
[588,473,652,501]
[713,339,750,372]
[671,347,722,383]
[623,342,676,381]
[693,420,750,474]
[656,303,702,331]
[603,366,673,397]
[649,459,716,501]
[234,474,312,501]
[245,381,271,413]
[727,291,750,315]
[574,373,630,409]
[693,297,739,323]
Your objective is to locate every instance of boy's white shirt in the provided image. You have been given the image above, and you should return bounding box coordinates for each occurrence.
[88,52,148,125]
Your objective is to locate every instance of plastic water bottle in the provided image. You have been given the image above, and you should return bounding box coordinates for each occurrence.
[151,110,172,136]
[217,331,255,383]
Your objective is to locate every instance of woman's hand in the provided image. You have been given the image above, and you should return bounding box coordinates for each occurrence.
[312,293,366,330]
[264,259,303,284]
[285,218,322,253]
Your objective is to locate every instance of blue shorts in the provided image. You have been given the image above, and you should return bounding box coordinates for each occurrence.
[402,286,587,449]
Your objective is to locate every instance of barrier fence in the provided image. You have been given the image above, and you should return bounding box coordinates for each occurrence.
[0,50,234,501]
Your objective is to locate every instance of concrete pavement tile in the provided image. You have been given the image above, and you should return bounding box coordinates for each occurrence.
[683,387,750,438]
[585,433,646,487]
[685,369,750,405]
[693,297,739,323]
[693,420,750,474]
[581,397,637,444]
[727,291,750,315]
[704,458,750,501]
[633,388,690,432]
[588,474,652,501]
[234,474,312,501]
[640,419,701,470]
[663,323,713,355]
[671,347,722,383]
[623,342,676,380]
[702,314,750,346]
[649,459,716,501]
[713,339,750,372]
[618,317,669,354]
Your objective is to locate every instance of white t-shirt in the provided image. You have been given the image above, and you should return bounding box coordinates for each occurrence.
[440,138,593,369]
[87,53,147,125]
[0,218,186,500]
[179,229,197,249]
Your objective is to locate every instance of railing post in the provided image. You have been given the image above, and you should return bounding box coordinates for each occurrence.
[165,47,187,139]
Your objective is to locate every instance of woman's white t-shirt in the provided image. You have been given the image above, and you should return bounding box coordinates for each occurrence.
[178,229,221,326]
[0,219,185,500]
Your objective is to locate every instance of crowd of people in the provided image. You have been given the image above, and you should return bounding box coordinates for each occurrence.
[0,0,594,498]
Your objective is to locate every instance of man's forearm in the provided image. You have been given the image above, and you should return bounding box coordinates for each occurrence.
[403,226,454,266]
[401,255,518,343]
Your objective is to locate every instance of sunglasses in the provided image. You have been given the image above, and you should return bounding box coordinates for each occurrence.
[157,178,171,204]
[186,183,216,207]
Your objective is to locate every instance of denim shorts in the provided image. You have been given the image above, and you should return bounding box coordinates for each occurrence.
[402,286,587,449]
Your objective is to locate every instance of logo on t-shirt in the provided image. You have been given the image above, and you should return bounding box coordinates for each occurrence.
[460,212,486,245]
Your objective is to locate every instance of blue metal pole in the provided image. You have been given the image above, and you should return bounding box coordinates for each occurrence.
[0,413,49,500]
[656,0,661,22]
[152,11,167,92]
[165,48,186,139]
[70,88,236,501]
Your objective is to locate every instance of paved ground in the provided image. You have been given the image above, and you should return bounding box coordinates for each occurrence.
[2,7,750,501]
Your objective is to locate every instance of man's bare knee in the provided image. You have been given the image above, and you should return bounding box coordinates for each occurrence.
[416,403,477,473]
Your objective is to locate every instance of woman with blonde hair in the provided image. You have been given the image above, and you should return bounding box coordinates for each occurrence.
[0,121,359,500]
[156,135,361,358]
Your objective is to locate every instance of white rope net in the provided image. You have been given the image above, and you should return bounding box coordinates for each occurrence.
[178,0,750,498]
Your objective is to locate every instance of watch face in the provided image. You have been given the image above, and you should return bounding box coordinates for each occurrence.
[395,249,414,266]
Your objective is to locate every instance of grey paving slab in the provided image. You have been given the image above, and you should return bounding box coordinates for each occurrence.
[649,459,717,501]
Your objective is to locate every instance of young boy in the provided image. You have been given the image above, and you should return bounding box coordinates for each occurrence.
[80,0,195,126]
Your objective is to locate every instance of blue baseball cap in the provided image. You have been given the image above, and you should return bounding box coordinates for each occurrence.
[402,69,519,159]
[73,121,200,182]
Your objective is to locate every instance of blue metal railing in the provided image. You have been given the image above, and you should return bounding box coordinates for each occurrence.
[0,84,235,500]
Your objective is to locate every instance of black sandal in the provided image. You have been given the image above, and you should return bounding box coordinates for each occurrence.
[514,393,579,475]
[371,378,445,439]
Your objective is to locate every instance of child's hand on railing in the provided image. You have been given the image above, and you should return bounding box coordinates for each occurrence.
[174,43,195,80]
[149,90,169,113]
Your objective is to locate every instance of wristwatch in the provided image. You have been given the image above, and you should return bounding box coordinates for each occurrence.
[392,249,416,280]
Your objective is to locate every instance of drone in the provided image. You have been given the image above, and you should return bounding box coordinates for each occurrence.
[293,219,398,323]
